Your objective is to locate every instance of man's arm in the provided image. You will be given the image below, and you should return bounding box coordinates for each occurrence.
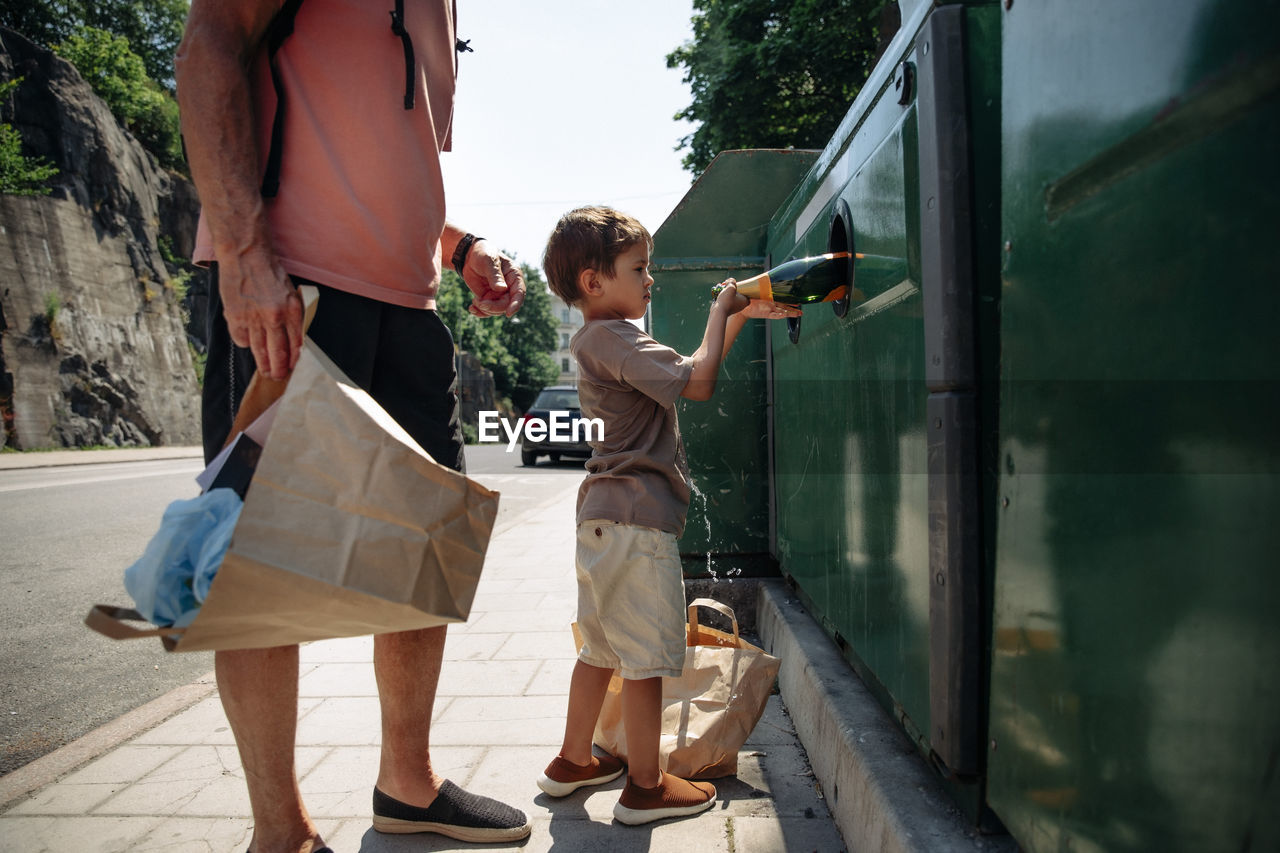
[175,0,303,380]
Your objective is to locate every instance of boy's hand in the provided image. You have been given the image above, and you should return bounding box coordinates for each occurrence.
[713,279,750,316]
[740,299,802,320]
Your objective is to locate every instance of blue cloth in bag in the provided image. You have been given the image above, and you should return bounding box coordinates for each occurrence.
[124,488,244,628]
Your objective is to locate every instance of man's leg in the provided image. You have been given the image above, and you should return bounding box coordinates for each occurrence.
[370,626,531,841]
[372,625,447,804]
[216,645,324,853]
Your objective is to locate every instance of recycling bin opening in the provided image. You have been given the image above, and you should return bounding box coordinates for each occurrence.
[828,199,855,318]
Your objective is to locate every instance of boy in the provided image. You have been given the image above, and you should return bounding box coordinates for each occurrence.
[535,206,796,825]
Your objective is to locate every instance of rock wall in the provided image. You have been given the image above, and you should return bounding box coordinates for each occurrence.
[0,27,201,450]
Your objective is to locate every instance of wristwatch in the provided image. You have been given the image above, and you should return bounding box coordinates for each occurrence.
[451,233,484,275]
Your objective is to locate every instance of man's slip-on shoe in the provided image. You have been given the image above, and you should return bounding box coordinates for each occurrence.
[372,782,532,842]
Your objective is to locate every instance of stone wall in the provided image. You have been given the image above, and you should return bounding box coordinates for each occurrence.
[0,27,201,449]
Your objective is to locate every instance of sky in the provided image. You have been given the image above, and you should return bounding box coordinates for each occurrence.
[441,0,699,275]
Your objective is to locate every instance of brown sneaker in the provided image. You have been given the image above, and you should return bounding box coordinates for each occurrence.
[612,772,716,825]
[537,752,625,797]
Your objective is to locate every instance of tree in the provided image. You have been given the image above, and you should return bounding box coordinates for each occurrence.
[0,79,58,195]
[54,26,184,170]
[1,0,188,91]
[666,0,893,175]
[436,261,560,411]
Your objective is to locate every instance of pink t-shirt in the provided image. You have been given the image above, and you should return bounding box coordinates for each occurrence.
[193,0,457,308]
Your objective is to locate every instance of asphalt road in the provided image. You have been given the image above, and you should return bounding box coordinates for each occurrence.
[0,443,583,777]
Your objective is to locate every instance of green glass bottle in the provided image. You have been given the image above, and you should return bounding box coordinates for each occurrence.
[712,252,851,305]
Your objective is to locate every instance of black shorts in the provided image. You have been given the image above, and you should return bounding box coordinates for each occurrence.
[202,266,465,473]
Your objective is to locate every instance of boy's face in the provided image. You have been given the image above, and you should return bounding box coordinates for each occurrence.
[591,243,653,321]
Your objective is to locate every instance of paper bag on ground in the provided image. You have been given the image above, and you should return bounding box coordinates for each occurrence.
[87,337,499,652]
[584,598,780,779]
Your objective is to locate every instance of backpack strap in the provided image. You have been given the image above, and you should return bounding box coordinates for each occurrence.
[260,0,306,198]
[389,0,416,110]
[261,1,468,198]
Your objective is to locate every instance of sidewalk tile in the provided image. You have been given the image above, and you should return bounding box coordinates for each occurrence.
[465,609,577,634]
[298,662,379,697]
[295,697,382,746]
[525,658,577,695]
[132,815,253,850]
[90,744,246,816]
[744,695,799,746]
[730,814,848,852]
[132,697,235,746]
[470,592,550,612]
[435,659,540,696]
[431,696,565,746]
[514,577,575,594]
[443,630,510,661]
[5,745,182,816]
[0,816,163,852]
[493,631,579,661]
[300,634,374,664]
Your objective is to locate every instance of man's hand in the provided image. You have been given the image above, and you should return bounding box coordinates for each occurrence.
[462,240,526,318]
[220,255,303,380]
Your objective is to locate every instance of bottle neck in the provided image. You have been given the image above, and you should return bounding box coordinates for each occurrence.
[735,271,773,302]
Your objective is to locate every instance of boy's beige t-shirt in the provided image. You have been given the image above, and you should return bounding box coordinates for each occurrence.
[572,320,694,537]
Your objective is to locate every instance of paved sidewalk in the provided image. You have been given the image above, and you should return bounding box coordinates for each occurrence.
[0,446,205,470]
[0,469,846,852]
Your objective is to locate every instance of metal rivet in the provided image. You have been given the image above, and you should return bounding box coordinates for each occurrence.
[991,739,998,751]
[935,572,945,586]
[595,527,602,537]
[1001,496,1010,508]
[1004,241,1013,253]
[934,418,943,429]
[1004,0,1013,9]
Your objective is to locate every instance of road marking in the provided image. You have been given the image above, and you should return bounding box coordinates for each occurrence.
[0,463,205,493]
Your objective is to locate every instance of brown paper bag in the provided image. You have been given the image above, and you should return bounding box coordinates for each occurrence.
[584,598,780,779]
[87,321,499,652]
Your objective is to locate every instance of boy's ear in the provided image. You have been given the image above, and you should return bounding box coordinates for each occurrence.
[578,268,601,297]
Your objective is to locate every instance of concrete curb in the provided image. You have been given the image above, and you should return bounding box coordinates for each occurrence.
[0,447,204,470]
[0,671,218,811]
[756,579,1016,853]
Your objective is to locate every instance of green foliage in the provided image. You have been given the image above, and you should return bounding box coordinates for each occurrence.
[44,292,60,324]
[1,0,189,90]
[437,261,561,410]
[667,0,892,175]
[0,79,59,195]
[55,26,185,170]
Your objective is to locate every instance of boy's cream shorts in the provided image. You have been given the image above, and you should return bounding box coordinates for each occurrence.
[575,519,686,680]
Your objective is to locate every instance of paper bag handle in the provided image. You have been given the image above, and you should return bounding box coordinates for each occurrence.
[85,604,184,651]
[688,598,740,641]
[222,285,320,448]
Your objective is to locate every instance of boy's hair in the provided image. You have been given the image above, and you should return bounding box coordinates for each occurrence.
[543,206,653,306]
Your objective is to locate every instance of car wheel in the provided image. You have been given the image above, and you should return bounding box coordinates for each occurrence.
[521,448,538,467]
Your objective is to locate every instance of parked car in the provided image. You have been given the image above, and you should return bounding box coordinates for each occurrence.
[519,386,594,467]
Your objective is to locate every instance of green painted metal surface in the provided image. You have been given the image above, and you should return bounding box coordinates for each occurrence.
[767,1,928,747]
[988,1,1280,851]
[651,149,820,577]
[764,3,1002,777]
